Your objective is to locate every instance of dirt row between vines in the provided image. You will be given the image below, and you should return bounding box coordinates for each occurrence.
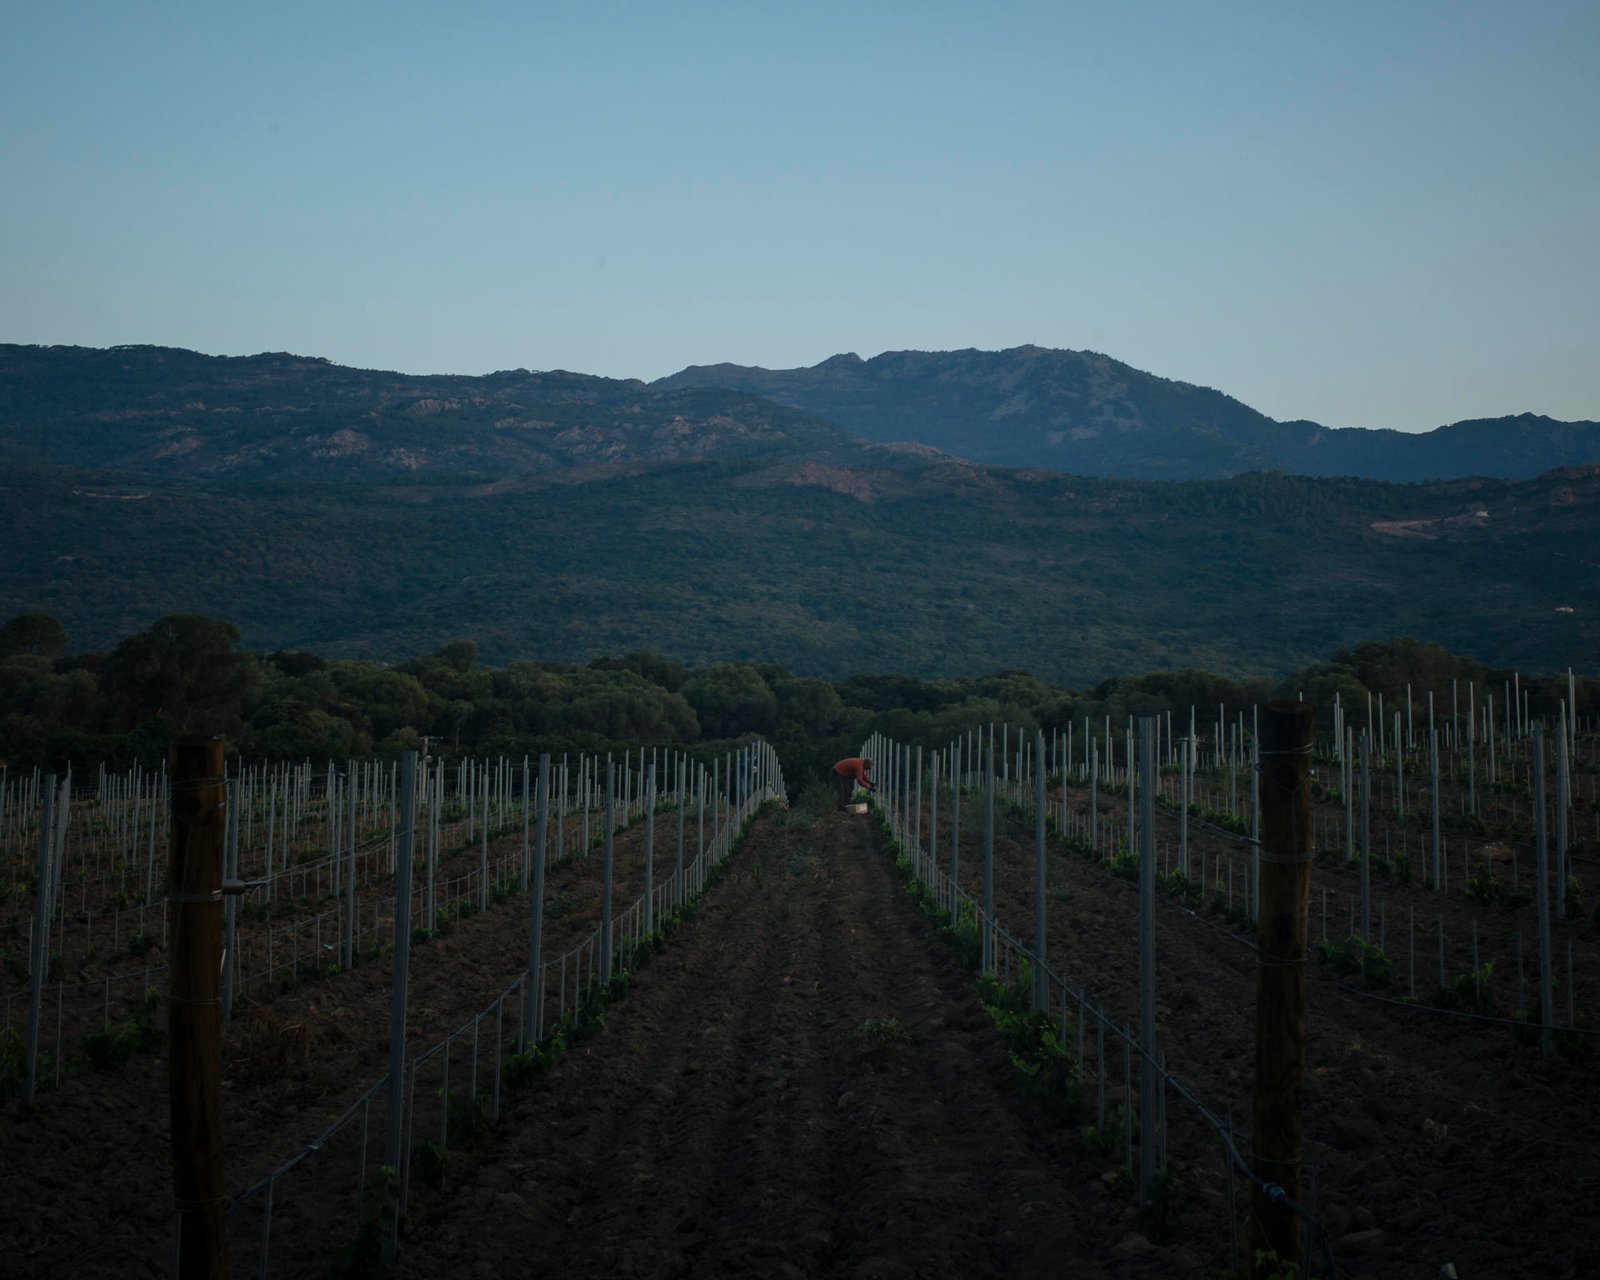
[392,805,1167,1280]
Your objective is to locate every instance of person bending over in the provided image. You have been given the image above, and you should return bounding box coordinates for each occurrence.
[832,757,875,810]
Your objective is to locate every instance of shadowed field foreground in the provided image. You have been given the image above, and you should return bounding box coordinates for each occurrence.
[395,806,1113,1280]
[6,790,1596,1278]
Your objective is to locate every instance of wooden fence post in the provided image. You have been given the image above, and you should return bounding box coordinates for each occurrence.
[1247,701,1314,1277]
[169,736,228,1278]
[383,749,419,1263]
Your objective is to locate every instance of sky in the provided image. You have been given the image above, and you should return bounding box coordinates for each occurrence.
[2,1,1596,432]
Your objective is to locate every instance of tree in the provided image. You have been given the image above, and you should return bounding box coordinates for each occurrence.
[436,639,479,673]
[346,670,432,739]
[682,664,778,738]
[554,669,700,742]
[0,613,67,658]
[836,672,966,715]
[0,660,100,768]
[267,649,328,677]
[772,677,845,735]
[247,708,369,762]
[1330,637,1479,698]
[100,614,260,736]
[588,651,687,693]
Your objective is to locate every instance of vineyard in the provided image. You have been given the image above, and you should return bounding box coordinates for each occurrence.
[0,694,1597,1278]
[860,704,1599,1277]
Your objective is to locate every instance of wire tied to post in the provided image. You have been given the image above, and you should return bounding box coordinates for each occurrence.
[1249,1148,1304,1167]
[1255,951,1309,968]
[173,1194,228,1210]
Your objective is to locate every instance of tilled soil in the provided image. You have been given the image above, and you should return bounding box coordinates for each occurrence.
[395,806,1124,1280]
[0,805,719,1279]
[8,791,1597,1279]
[946,788,1600,1280]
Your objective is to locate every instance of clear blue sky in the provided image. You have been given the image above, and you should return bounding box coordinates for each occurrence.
[3,1,1595,431]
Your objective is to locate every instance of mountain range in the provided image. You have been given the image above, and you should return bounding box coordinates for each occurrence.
[1,343,1595,682]
[5,341,1598,486]
[654,346,1600,481]
[0,343,886,484]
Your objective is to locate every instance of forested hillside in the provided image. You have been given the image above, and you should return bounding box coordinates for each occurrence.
[4,457,1596,682]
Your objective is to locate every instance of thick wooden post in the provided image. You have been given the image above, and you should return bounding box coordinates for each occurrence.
[23,775,56,1102]
[1247,701,1314,1277]
[526,753,550,1038]
[1033,730,1047,1013]
[169,736,228,1279]
[601,759,615,983]
[383,750,419,1263]
[1137,718,1158,1206]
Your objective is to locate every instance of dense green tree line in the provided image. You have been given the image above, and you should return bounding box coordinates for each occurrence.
[0,612,1593,792]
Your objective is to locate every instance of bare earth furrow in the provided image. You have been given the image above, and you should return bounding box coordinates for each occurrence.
[396,806,1113,1279]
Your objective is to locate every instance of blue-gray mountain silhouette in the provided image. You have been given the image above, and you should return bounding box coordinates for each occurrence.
[652,345,1600,481]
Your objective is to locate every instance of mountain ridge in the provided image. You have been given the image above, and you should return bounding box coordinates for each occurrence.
[651,345,1600,482]
[8,342,1596,485]
[0,343,896,483]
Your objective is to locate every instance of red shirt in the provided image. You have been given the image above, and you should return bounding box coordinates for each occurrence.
[833,757,874,788]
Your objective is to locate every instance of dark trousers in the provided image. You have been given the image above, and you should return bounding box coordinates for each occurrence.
[834,771,854,809]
